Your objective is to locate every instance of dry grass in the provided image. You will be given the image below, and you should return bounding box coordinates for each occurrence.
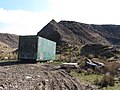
[95,74,115,87]
[0,53,17,60]
[0,41,17,60]
[56,45,81,62]
[0,41,13,53]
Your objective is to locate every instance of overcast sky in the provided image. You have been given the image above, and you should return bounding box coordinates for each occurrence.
[0,0,120,35]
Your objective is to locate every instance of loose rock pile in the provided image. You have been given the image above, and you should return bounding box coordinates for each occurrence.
[0,62,94,90]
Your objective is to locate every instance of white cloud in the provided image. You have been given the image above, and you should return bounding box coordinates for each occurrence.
[0,0,120,35]
[48,0,120,24]
[0,8,53,35]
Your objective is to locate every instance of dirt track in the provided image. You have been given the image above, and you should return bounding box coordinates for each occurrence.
[0,62,95,90]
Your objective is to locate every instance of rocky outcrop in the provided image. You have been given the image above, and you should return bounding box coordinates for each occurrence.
[37,20,62,44]
[80,44,120,58]
[37,20,120,47]
[37,20,111,46]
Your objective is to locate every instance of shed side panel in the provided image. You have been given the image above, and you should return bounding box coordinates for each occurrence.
[18,36,38,60]
[37,37,56,61]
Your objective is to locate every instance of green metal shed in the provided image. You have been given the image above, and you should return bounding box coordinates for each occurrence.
[18,35,56,62]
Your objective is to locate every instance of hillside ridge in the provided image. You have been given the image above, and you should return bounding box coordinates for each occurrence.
[37,20,120,46]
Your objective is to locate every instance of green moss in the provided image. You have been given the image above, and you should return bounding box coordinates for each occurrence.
[102,83,120,90]
[70,71,102,84]
[70,71,120,90]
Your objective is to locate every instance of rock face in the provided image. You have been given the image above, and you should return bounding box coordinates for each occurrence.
[37,20,111,46]
[80,44,120,58]
[37,20,120,47]
[37,20,62,44]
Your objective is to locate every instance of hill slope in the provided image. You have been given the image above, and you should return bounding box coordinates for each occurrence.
[0,33,19,48]
[91,24,120,45]
[37,20,112,46]
[0,33,19,53]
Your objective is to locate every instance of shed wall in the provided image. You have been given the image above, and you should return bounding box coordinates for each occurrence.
[18,36,38,60]
[18,36,56,61]
[37,37,56,61]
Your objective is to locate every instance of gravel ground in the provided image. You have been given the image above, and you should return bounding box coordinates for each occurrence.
[0,61,95,90]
